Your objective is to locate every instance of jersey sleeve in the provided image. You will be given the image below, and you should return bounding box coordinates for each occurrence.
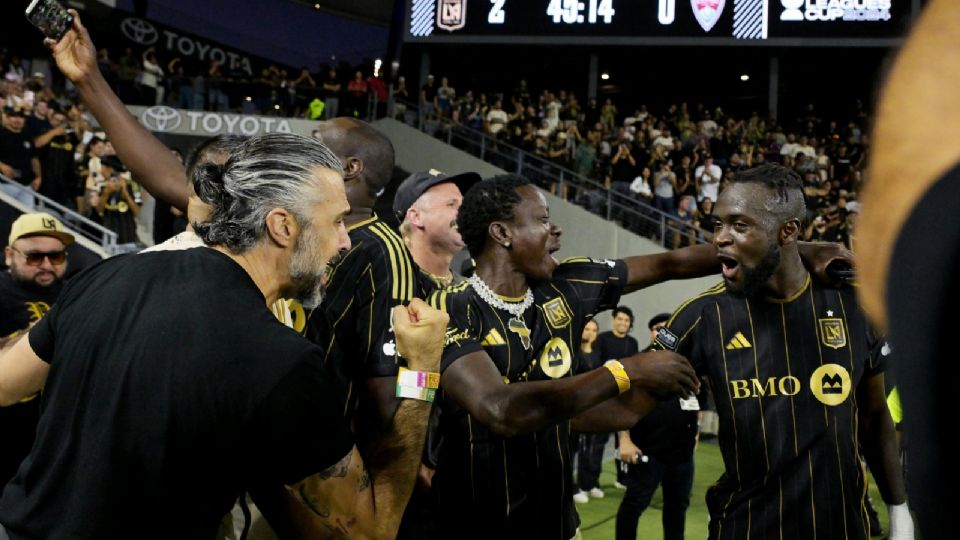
[864,326,887,379]
[646,294,708,374]
[428,288,484,373]
[552,257,628,316]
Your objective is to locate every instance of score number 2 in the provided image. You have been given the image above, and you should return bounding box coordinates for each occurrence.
[547,0,615,24]
[489,0,506,24]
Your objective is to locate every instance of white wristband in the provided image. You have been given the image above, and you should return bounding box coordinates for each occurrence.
[887,502,914,540]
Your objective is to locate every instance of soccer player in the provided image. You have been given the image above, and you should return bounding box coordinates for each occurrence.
[650,164,912,539]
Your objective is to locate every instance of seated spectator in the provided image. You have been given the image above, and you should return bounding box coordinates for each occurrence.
[0,104,39,206]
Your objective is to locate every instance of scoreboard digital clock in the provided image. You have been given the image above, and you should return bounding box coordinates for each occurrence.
[406,0,919,47]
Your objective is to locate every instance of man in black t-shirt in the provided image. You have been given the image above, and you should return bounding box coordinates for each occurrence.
[31,104,78,207]
[0,133,445,539]
[0,106,40,193]
[575,305,640,503]
[0,213,74,489]
[615,312,699,540]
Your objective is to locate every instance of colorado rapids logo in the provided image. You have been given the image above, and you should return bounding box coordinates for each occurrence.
[692,0,725,32]
[437,0,467,31]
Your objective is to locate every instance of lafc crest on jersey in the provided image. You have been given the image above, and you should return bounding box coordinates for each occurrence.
[542,297,572,330]
[818,317,847,349]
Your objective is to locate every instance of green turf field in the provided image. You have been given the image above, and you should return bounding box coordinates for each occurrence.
[577,441,890,539]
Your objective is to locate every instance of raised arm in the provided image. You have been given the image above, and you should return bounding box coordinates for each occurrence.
[46,11,189,211]
[285,300,446,538]
[441,348,697,438]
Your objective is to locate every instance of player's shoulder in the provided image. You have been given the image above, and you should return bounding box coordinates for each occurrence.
[671,281,729,317]
[348,219,414,270]
[427,279,474,312]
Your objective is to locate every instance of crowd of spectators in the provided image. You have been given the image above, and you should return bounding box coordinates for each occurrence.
[1,50,147,246]
[410,75,871,250]
[3,39,869,252]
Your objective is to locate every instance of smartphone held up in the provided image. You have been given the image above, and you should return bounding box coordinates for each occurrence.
[25,0,74,41]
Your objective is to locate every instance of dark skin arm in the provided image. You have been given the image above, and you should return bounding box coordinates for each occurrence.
[46,11,189,211]
[441,349,698,438]
[623,241,853,294]
[569,385,658,432]
[857,373,907,505]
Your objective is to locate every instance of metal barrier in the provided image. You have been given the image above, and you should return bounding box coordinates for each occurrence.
[0,175,120,255]
[394,100,709,248]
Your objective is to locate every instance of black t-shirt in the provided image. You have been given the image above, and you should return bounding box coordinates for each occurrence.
[0,249,353,540]
[429,258,627,540]
[37,131,78,205]
[0,273,61,488]
[651,276,883,540]
[627,397,699,466]
[421,83,437,103]
[593,331,638,364]
[611,154,637,185]
[0,127,35,185]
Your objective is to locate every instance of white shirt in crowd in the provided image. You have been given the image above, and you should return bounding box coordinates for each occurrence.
[696,163,722,202]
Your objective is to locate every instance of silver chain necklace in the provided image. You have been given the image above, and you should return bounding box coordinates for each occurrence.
[468,274,534,350]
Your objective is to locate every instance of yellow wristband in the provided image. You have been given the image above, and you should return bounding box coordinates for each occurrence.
[604,360,631,394]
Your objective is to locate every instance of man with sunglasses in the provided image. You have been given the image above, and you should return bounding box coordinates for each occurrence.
[0,212,73,488]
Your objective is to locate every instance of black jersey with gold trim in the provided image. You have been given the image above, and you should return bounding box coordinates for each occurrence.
[428,257,628,540]
[305,216,421,415]
[652,274,883,540]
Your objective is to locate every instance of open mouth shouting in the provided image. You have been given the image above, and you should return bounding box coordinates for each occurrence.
[717,253,740,281]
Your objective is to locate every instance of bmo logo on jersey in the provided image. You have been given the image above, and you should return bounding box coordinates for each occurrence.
[730,376,802,399]
[729,364,852,406]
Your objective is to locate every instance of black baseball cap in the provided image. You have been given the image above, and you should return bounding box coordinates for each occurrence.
[3,105,26,117]
[393,169,481,218]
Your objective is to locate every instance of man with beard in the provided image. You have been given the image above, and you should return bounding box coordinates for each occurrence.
[0,213,73,488]
[648,164,912,540]
[0,133,448,539]
[426,172,859,539]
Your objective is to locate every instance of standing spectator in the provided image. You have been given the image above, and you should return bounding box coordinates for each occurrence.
[206,60,228,112]
[322,68,341,119]
[139,48,163,106]
[393,76,410,120]
[24,101,51,141]
[615,312,699,540]
[94,155,141,244]
[652,161,678,215]
[31,103,76,207]
[695,155,722,203]
[0,104,41,205]
[0,213,74,487]
[115,48,138,102]
[573,132,597,179]
[569,318,600,484]
[601,98,618,132]
[675,155,697,199]
[420,74,437,121]
[167,57,192,110]
[485,99,508,138]
[347,70,368,119]
[574,306,641,504]
[367,72,388,119]
[436,76,454,118]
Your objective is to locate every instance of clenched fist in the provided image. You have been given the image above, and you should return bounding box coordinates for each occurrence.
[623,350,699,398]
[392,298,449,372]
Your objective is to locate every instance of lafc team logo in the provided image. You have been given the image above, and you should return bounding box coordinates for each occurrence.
[542,297,572,330]
[818,318,847,349]
[539,337,572,379]
[437,0,467,31]
[810,364,851,406]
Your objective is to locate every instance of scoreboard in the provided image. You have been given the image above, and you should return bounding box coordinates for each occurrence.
[406,0,919,47]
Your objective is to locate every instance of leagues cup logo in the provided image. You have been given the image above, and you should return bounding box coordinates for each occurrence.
[691,0,725,32]
[140,106,182,133]
[121,17,159,46]
[437,0,467,31]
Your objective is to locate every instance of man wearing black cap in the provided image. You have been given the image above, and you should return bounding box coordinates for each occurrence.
[392,169,479,539]
[0,105,41,201]
[31,103,77,207]
[394,169,481,290]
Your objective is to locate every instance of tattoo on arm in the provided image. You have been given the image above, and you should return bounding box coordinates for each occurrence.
[318,452,351,479]
[298,485,331,519]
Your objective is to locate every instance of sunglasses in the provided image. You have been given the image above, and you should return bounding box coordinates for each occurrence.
[12,247,67,266]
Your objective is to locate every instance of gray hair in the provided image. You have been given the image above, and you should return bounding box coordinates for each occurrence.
[193,133,344,252]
